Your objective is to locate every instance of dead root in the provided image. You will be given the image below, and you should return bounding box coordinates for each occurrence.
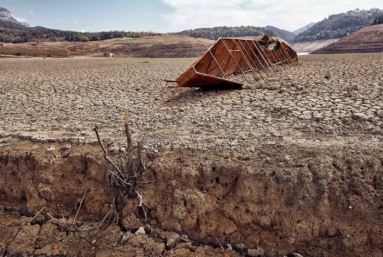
[93,109,149,229]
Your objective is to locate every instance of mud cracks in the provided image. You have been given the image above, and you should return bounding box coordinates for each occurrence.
[1,141,383,256]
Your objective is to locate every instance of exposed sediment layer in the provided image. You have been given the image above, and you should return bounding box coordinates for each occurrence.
[1,141,383,256]
[313,25,383,54]
[66,36,214,58]
[292,39,340,53]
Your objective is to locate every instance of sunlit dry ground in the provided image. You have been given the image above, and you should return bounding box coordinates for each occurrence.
[1,54,383,151]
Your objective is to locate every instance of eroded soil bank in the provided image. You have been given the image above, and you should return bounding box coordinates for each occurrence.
[1,140,383,257]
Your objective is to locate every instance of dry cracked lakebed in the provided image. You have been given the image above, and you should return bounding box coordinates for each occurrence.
[1,53,383,256]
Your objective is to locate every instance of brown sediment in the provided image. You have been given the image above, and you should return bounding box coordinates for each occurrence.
[1,141,383,256]
[66,35,215,58]
[291,39,341,53]
[0,44,68,58]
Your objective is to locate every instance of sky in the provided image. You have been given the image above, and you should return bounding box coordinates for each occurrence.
[2,0,383,33]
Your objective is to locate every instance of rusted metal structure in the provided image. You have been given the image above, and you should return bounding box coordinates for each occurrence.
[177,35,298,87]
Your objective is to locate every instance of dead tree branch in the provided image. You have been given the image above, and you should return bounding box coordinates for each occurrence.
[93,108,149,228]
[125,109,133,154]
[73,191,87,225]
[27,207,45,225]
[94,125,132,187]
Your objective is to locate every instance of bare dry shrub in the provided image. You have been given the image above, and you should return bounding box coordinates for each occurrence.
[93,109,148,229]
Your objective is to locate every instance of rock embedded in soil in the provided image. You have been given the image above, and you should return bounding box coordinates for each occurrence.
[135,226,146,235]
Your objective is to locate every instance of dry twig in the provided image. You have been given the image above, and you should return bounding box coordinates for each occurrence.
[73,191,87,225]
[94,126,132,187]
[27,206,45,224]
[93,108,149,228]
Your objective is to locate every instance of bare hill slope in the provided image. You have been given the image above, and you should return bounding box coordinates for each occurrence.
[313,24,383,54]
[66,36,214,58]
[292,39,340,53]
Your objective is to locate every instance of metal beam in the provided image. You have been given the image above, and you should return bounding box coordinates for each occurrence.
[243,40,270,77]
[176,36,299,88]
[221,38,250,83]
[235,39,263,80]
[251,41,272,70]
[208,48,227,79]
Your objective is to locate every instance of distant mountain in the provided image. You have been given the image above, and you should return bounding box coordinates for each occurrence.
[171,26,275,40]
[0,8,164,43]
[293,22,316,35]
[264,25,296,43]
[0,19,162,43]
[294,8,383,42]
[0,7,23,26]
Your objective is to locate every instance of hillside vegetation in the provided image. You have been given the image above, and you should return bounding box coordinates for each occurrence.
[294,8,382,42]
[0,20,163,43]
[370,14,383,25]
[171,26,275,40]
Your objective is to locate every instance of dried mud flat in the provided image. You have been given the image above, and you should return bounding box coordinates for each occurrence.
[1,54,383,257]
[1,54,383,150]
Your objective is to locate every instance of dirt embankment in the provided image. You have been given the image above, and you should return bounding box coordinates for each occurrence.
[0,36,213,58]
[1,140,383,257]
[66,36,214,58]
[0,44,68,58]
[291,39,340,53]
[313,24,383,54]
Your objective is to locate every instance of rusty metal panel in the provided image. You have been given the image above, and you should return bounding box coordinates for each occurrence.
[177,35,298,87]
[177,35,298,88]
[176,66,242,88]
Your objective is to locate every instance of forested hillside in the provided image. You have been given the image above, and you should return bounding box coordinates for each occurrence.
[171,26,275,40]
[0,20,163,43]
[370,14,383,25]
[294,8,383,42]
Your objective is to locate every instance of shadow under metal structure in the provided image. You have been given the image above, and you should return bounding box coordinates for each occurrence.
[176,35,298,88]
